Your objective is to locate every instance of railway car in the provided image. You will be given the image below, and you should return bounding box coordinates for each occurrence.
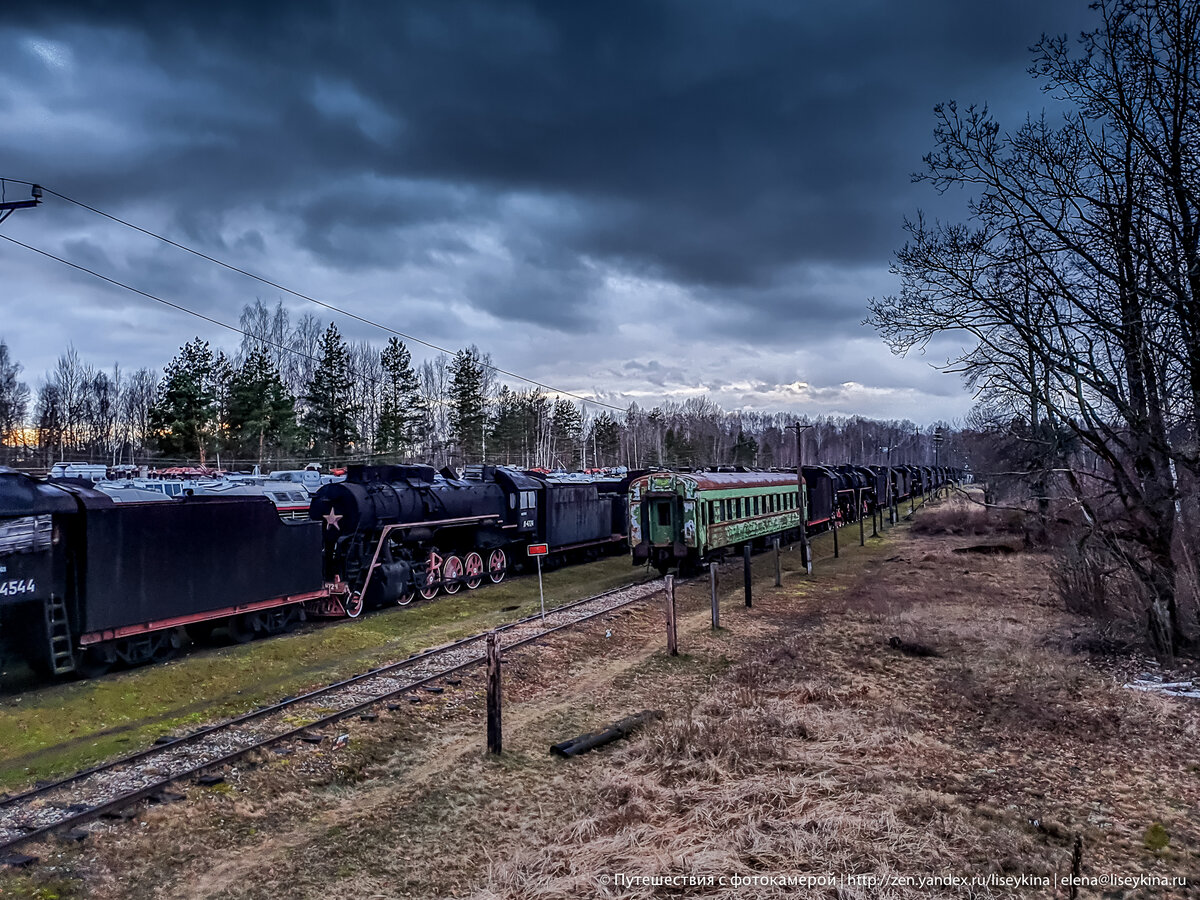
[309,464,640,608]
[525,469,638,561]
[0,468,328,677]
[801,466,835,529]
[629,470,805,574]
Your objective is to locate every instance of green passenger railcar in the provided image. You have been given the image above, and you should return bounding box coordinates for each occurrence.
[629,471,806,573]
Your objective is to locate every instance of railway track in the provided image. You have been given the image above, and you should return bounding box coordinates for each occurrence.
[0,577,666,858]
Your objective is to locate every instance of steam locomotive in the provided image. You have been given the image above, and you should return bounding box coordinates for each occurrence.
[0,464,635,677]
[309,464,633,606]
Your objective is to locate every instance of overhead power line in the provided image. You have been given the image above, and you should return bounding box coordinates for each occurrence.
[0,232,352,383]
[0,178,625,412]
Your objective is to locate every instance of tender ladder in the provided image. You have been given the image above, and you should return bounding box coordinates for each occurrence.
[44,595,76,675]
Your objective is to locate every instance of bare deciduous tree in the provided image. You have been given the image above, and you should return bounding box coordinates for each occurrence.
[869,0,1200,658]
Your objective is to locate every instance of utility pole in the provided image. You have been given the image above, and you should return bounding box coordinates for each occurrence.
[788,422,813,575]
[0,183,42,225]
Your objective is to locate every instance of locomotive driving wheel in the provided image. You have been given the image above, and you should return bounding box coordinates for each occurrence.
[464,552,484,589]
[419,570,440,600]
[396,588,415,606]
[488,548,507,584]
[442,555,464,594]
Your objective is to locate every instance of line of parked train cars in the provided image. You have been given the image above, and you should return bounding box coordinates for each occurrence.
[629,464,959,573]
[0,462,958,677]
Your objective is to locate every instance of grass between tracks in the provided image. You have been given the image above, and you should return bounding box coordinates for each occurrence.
[0,554,643,793]
[4,496,1198,898]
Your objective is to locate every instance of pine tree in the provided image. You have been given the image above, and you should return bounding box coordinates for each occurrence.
[303,323,361,460]
[550,398,583,469]
[448,347,489,464]
[489,386,526,465]
[227,348,298,465]
[149,338,220,464]
[374,337,425,460]
[589,412,621,467]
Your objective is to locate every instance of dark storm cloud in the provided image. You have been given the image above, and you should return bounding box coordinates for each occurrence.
[5,1,1092,261]
[0,0,1098,418]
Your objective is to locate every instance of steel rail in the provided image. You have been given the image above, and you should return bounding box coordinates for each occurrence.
[0,578,663,855]
[0,577,653,813]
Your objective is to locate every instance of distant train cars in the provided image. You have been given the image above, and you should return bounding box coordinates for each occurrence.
[629,464,959,573]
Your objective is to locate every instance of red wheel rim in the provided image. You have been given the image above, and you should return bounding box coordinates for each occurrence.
[465,552,484,589]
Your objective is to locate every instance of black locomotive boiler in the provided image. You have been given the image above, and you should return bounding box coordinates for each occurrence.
[308,465,636,608]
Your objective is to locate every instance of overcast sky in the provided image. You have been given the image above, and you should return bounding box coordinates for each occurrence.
[0,1,1097,425]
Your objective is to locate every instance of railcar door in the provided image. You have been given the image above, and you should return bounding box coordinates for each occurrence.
[647,496,676,546]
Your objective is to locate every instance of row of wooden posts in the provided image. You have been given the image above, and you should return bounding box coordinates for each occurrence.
[485,485,941,753]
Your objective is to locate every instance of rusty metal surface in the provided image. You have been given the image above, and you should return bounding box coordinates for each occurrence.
[631,471,799,495]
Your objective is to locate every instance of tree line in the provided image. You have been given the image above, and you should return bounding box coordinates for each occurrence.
[0,300,958,473]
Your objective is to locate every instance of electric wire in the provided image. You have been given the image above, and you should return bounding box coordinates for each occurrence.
[0,232,348,386]
[0,178,625,412]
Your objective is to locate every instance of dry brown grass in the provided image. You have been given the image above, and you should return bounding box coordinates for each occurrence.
[5,519,1199,899]
[910,494,1026,538]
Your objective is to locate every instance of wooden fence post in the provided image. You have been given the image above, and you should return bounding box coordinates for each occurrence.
[486,631,502,755]
[710,562,720,629]
[665,574,678,656]
[743,543,752,608]
[833,517,840,558]
[773,537,782,587]
[859,490,865,546]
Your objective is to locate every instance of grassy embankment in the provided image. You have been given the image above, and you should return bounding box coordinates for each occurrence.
[0,553,645,792]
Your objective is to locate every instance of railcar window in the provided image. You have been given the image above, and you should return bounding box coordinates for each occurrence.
[754,497,760,516]
[656,503,672,526]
